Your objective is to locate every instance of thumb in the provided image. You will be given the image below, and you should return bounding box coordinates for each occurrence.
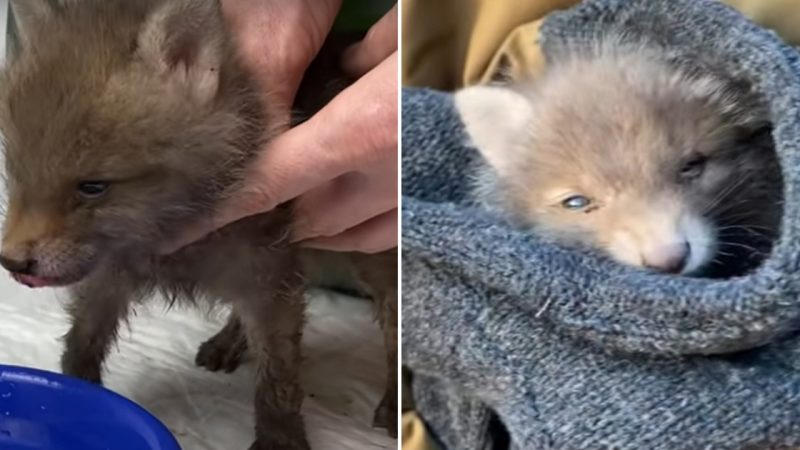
[157,125,333,254]
[342,4,398,77]
[160,54,396,254]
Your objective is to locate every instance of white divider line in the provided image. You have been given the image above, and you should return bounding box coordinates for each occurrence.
[0,0,8,64]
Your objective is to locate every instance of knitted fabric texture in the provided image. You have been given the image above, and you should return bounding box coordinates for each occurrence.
[401,0,800,449]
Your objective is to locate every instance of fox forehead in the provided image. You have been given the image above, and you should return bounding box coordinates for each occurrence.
[1,65,185,188]
[523,98,733,196]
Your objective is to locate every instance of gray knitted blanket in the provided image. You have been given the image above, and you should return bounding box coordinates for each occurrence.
[401,0,800,449]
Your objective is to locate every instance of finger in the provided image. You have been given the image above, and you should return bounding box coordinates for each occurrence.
[300,209,397,253]
[161,55,397,253]
[291,157,398,241]
[221,0,343,104]
[224,54,398,218]
[341,4,398,77]
[158,216,218,254]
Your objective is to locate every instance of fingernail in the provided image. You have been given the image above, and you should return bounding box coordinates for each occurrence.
[296,238,331,251]
[340,43,361,75]
[288,226,307,244]
[157,230,210,255]
[290,226,317,243]
[157,242,182,255]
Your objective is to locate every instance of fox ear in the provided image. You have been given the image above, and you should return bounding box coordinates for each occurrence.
[137,0,225,105]
[8,0,58,59]
[454,85,534,175]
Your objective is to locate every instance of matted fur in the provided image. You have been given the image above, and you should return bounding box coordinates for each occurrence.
[0,0,398,448]
[457,38,782,277]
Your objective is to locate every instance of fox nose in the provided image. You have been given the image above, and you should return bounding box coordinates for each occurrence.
[644,242,690,274]
[0,255,37,275]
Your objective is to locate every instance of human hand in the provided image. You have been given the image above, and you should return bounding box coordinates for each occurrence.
[341,4,398,77]
[164,4,398,254]
[164,53,398,254]
[221,0,343,121]
[290,58,398,253]
[294,4,398,252]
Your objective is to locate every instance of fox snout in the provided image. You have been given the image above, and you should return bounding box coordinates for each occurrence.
[0,205,91,287]
[606,202,716,275]
[0,254,36,275]
[1,238,48,288]
[1,207,54,269]
[642,242,691,274]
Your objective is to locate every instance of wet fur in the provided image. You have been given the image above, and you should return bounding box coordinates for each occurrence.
[0,0,397,447]
[198,248,399,437]
[457,39,783,277]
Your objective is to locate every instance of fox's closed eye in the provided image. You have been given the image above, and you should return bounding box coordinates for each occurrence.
[679,154,708,180]
[77,181,109,199]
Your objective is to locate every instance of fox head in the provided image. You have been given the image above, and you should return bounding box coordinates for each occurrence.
[0,0,272,287]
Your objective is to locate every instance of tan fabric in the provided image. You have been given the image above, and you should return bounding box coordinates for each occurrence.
[400,1,800,448]
[401,0,579,89]
[481,18,548,84]
[726,0,800,44]
[402,0,800,90]
[402,412,440,450]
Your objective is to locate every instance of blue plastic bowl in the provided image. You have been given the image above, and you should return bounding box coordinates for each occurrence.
[0,365,181,450]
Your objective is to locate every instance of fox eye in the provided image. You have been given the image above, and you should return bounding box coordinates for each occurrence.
[77,181,109,199]
[561,195,592,210]
[680,154,708,180]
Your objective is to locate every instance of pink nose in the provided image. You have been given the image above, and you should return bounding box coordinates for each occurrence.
[644,242,690,274]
